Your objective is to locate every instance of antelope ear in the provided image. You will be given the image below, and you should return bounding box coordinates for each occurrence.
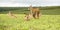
[30,5,32,7]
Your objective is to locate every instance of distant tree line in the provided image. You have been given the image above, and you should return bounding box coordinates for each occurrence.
[40,6,60,10]
[0,6,60,12]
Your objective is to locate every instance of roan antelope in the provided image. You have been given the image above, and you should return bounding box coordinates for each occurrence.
[28,5,40,19]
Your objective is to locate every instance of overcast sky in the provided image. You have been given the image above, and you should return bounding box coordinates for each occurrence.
[0,0,60,7]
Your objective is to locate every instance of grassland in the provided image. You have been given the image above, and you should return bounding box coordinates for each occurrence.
[0,6,60,30]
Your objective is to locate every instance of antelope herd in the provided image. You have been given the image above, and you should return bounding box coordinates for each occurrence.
[7,5,40,20]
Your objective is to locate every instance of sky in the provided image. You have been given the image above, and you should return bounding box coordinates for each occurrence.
[0,0,60,7]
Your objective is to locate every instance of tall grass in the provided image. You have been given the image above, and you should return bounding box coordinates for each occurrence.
[0,14,60,30]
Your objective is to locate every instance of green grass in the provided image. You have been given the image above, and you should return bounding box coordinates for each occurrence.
[0,7,60,30]
[0,14,60,30]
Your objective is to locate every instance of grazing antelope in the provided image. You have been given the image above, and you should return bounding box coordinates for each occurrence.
[24,13,30,21]
[28,5,40,19]
[7,11,17,18]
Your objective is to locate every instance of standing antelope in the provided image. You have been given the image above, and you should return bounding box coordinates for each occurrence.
[28,5,40,19]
